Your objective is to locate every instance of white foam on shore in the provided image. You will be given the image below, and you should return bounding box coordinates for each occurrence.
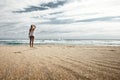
[0,39,120,46]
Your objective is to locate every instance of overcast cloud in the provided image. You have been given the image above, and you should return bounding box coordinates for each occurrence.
[0,0,120,39]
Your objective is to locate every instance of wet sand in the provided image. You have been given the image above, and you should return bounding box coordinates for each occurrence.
[0,45,120,80]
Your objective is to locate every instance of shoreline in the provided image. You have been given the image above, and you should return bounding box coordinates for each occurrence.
[0,39,120,46]
[2,44,120,46]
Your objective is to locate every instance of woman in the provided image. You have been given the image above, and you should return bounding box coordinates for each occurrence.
[29,24,36,47]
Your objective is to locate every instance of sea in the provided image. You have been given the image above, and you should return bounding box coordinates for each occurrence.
[0,39,120,46]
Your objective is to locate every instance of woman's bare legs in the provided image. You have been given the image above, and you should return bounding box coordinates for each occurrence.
[31,37,34,47]
[30,36,34,47]
[30,37,32,47]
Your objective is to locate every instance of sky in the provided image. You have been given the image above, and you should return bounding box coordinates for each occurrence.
[0,0,120,39]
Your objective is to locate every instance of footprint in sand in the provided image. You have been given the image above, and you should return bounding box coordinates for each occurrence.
[14,51,22,54]
[109,50,116,51]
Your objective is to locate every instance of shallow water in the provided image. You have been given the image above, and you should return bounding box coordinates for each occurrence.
[0,39,120,46]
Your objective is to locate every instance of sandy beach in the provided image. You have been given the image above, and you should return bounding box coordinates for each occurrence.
[0,45,120,80]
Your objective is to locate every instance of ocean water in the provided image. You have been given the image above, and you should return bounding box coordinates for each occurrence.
[0,39,120,46]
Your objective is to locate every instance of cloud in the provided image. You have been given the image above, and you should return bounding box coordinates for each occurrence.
[76,16,120,22]
[13,0,68,13]
[49,11,64,15]
[40,18,74,24]
[36,16,120,25]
